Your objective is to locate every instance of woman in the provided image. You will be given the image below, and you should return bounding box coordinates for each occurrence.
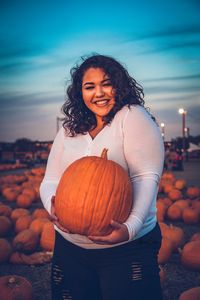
[40,54,165,300]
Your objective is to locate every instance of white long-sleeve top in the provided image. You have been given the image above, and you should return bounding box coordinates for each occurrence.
[40,105,164,249]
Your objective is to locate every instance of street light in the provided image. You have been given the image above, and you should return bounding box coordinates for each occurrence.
[160,123,165,141]
[178,108,187,158]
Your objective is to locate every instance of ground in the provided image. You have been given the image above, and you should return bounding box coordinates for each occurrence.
[0,159,200,300]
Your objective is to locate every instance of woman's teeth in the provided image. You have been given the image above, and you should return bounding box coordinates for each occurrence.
[94,100,109,106]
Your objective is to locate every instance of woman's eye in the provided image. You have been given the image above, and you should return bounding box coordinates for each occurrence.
[85,86,94,90]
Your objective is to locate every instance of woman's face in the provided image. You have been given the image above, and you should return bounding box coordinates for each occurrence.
[82,67,116,123]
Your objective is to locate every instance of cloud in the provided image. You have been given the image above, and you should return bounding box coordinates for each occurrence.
[0,92,64,112]
[141,40,200,54]
[138,25,200,40]
[143,73,200,82]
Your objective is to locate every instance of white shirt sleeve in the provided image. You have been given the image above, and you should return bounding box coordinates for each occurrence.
[39,127,65,214]
[122,106,165,240]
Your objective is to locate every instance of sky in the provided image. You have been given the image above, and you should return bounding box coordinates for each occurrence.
[0,0,200,142]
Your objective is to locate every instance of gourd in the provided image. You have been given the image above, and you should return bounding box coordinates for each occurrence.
[55,148,133,236]
[0,275,33,300]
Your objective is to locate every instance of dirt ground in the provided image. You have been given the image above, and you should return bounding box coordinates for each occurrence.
[0,160,200,300]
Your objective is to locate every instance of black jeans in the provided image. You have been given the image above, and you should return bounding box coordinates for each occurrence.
[51,223,162,300]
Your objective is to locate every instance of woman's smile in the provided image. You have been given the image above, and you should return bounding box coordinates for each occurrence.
[82,67,116,123]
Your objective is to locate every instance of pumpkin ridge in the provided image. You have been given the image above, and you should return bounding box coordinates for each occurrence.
[77,157,102,233]
[95,161,117,234]
[88,159,110,235]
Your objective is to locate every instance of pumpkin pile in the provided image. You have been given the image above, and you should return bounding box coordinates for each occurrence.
[156,170,200,295]
[55,148,133,236]
[0,167,55,267]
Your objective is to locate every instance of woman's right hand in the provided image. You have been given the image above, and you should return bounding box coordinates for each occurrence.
[50,196,70,233]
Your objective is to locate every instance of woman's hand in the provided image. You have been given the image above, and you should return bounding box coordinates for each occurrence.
[88,220,129,244]
[50,196,70,233]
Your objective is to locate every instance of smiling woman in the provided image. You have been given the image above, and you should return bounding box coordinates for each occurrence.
[40,54,165,300]
[62,54,145,137]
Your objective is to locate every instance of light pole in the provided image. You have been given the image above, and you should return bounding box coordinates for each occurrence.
[178,108,187,159]
[160,123,165,141]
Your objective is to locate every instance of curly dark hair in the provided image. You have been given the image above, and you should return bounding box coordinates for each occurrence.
[62,54,148,136]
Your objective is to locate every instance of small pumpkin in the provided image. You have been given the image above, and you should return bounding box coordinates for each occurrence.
[162,224,184,250]
[55,148,133,236]
[0,239,12,263]
[157,237,174,264]
[32,208,50,219]
[15,215,33,233]
[16,194,33,208]
[168,189,183,201]
[0,204,12,217]
[29,218,50,235]
[0,216,12,236]
[10,208,30,223]
[40,222,55,251]
[186,186,200,199]
[181,241,200,270]
[182,207,199,224]
[174,179,186,190]
[190,233,200,242]
[179,287,200,300]
[0,275,33,300]
[13,229,39,253]
[166,204,182,221]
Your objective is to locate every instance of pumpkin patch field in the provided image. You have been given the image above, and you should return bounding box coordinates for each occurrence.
[0,160,200,300]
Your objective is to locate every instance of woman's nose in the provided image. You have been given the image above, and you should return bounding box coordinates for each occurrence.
[95,85,104,97]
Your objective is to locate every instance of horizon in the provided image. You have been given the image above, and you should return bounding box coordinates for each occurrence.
[1,0,200,142]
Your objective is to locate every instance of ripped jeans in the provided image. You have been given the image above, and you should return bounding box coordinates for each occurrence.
[51,223,162,300]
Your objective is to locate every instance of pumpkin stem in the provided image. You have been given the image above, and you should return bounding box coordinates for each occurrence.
[101,148,108,159]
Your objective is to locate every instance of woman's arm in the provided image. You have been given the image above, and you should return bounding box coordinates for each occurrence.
[123,106,165,240]
[39,127,65,214]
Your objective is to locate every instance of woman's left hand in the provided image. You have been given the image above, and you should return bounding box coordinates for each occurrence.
[88,220,129,244]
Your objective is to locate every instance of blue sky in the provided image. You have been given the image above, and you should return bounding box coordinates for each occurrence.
[0,0,200,142]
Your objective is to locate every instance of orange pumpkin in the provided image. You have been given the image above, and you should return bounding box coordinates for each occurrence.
[55,149,133,236]
[0,239,12,263]
[0,204,12,217]
[158,237,173,264]
[168,189,183,201]
[0,275,33,300]
[166,204,182,221]
[182,207,199,224]
[40,222,55,251]
[179,287,200,300]
[181,241,200,270]
[10,208,30,223]
[190,233,200,242]
[29,218,50,235]
[15,215,33,233]
[0,216,12,236]
[162,224,184,250]
[186,186,200,199]
[32,208,50,219]
[174,179,186,190]
[13,229,39,253]
[16,194,33,208]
